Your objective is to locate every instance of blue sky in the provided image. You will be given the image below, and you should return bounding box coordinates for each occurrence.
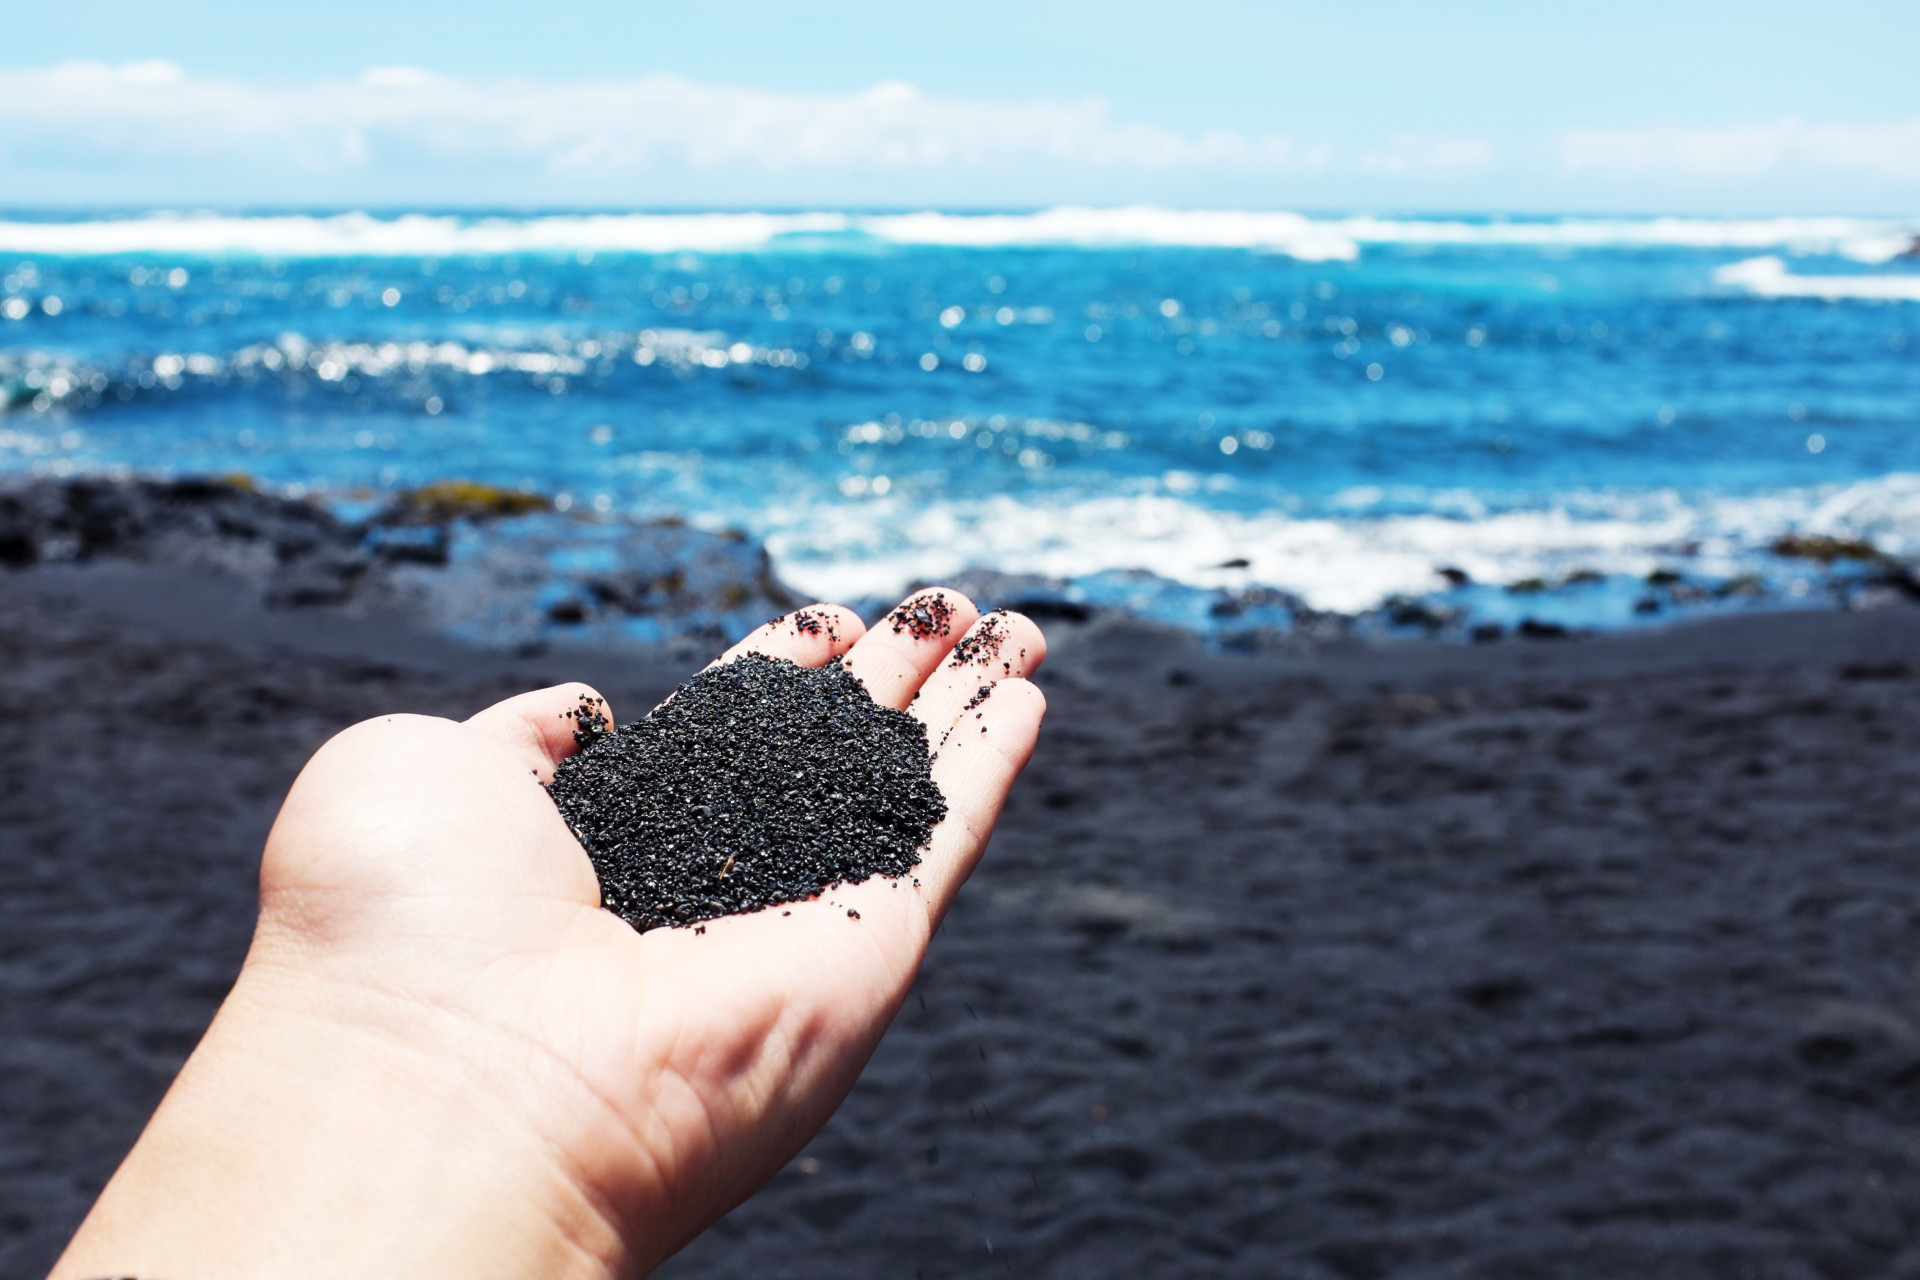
[2,0,1917,212]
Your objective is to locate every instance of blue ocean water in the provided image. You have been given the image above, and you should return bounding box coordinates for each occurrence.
[2,209,1918,635]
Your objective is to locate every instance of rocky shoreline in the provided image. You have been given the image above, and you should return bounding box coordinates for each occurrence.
[0,474,798,658]
[8,474,1918,662]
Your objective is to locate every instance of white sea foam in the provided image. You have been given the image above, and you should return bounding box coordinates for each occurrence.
[1338,215,1917,263]
[1714,255,1920,301]
[763,476,1920,613]
[0,212,854,258]
[859,208,1362,261]
[866,210,1919,264]
[0,209,1912,263]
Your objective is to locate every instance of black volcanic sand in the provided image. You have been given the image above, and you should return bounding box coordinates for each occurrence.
[549,655,945,932]
[12,566,1920,1277]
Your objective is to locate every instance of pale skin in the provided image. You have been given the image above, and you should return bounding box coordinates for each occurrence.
[51,588,1046,1280]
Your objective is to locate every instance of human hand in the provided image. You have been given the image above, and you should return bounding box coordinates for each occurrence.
[52,589,1045,1280]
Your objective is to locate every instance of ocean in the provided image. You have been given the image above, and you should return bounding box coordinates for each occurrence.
[3,207,1918,640]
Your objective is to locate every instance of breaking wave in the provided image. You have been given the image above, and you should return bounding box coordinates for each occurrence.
[0,208,1913,263]
[1715,255,1920,301]
[765,476,1920,616]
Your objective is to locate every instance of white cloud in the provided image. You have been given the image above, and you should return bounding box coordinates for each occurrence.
[3,63,1915,211]
[1559,118,1920,182]
[0,61,1320,182]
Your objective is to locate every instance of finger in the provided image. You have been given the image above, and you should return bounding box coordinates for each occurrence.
[464,682,614,782]
[914,677,1045,923]
[911,610,1048,743]
[839,587,979,711]
[710,605,865,670]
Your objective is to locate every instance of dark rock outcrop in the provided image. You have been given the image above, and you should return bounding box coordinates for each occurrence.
[0,475,797,651]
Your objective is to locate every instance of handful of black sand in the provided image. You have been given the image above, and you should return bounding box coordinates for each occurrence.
[548,654,947,932]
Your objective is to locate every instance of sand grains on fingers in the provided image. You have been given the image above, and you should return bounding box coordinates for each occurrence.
[711,605,865,671]
[911,610,1048,741]
[916,677,1046,922]
[839,589,981,710]
[465,683,618,781]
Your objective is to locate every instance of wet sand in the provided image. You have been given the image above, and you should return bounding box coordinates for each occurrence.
[8,565,1920,1278]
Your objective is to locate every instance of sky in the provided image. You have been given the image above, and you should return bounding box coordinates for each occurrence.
[0,0,1916,214]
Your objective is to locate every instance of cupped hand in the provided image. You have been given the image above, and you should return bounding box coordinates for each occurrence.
[53,590,1045,1280]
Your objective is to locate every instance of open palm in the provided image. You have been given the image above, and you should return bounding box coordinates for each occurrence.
[230,588,1045,1276]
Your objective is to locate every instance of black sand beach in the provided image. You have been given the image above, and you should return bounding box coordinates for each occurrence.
[9,563,1920,1278]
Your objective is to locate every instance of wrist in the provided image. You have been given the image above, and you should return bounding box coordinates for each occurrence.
[52,950,633,1280]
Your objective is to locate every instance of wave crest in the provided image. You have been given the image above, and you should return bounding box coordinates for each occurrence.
[1715,255,1920,301]
[0,209,1913,263]
[765,477,1920,615]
